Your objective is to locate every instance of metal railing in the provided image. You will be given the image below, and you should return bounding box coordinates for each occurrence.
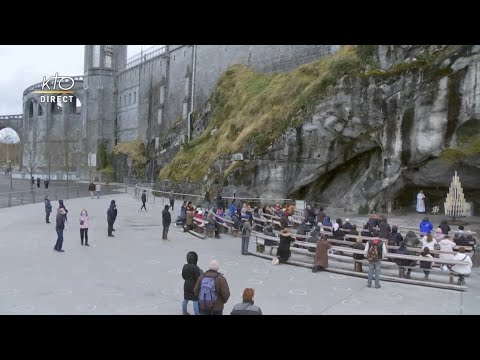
[133,183,294,208]
[0,186,80,208]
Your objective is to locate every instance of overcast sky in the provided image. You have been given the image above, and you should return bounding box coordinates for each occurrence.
[0,45,155,115]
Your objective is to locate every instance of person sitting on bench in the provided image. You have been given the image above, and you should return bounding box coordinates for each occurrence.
[451,247,472,285]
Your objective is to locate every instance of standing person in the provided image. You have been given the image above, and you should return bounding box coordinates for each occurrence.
[44,195,52,224]
[169,192,175,212]
[182,251,203,315]
[88,181,95,199]
[277,228,295,263]
[107,200,117,237]
[162,205,171,240]
[241,218,252,255]
[95,183,101,199]
[31,176,35,187]
[312,234,332,272]
[180,201,187,226]
[54,208,66,252]
[58,200,68,223]
[79,209,90,246]
[230,288,263,315]
[36,177,40,188]
[416,190,426,213]
[185,205,195,232]
[140,190,147,211]
[193,259,230,315]
[364,237,388,289]
[204,191,211,211]
[44,179,49,190]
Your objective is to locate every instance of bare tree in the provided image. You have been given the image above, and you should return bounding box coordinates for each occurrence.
[23,130,42,190]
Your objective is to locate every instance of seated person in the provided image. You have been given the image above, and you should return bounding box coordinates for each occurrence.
[352,238,365,272]
[263,225,278,255]
[395,241,416,279]
[451,247,472,285]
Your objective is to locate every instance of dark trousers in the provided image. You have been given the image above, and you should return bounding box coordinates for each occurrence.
[170,202,174,211]
[108,221,114,236]
[46,212,50,223]
[162,225,169,239]
[80,228,89,245]
[141,201,147,210]
[55,228,64,250]
[200,309,223,315]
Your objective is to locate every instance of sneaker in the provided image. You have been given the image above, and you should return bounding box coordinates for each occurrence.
[375,285,381,289]
[85,244,90,246]
[367,284,372,288]
[108,235,115,237]
[57,249,65,252]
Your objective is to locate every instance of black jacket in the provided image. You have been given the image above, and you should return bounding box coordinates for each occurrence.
[141,193,146,202]
[182,252,203,301]
[107,204,117,223]
[56,213,65,230]
[162,208,171,226]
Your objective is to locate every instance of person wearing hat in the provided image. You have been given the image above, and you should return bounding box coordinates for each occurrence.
[277,228,295,263]
[313,234,332,272]
[241,217,252,255]
[107,200,117,237]
[54,208,67,252]
[162,205,172,240]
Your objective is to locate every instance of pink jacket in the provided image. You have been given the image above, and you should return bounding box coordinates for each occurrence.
[80,214,89,229]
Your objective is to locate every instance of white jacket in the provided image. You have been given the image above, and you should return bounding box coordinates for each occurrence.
[438,239,456,261]
[452,253,472,275]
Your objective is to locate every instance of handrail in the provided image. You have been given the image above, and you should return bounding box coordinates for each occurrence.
[134,183,294,203]
[0,185,79,196]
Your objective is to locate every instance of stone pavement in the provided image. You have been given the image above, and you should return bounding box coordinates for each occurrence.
[0,191,479,315]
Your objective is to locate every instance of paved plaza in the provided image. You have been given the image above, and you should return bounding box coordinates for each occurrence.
[0,190,479,315]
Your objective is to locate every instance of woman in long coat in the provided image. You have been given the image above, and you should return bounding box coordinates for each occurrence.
[313,235,332,272]
[277,229,295,263]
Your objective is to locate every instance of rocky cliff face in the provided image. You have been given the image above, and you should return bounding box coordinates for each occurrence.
[159,45,480,213]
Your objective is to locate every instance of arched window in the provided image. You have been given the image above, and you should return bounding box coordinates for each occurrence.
[37,104,42,116]
[134,92,137,103]
[129,93,131,105]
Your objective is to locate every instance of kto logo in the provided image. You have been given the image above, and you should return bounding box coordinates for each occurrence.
[33,73,75,103]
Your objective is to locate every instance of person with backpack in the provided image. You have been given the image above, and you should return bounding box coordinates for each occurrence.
[241,218,252,255]
[54,208,67,252]
[182,251,203,315]
[193,259,230,315]
[140,190,147,211]
[79,209,90,246]
[230,288,263,315]
[364,237,387,288]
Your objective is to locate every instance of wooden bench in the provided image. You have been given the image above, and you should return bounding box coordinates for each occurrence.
[251,231,471,289]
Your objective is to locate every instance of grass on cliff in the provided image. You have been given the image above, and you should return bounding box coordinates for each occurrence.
[113,140,147,178]
[159,46,370,182]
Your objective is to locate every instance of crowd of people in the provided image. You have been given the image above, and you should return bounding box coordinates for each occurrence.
[41,185,476,313]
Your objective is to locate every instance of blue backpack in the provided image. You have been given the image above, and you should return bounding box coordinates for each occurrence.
[199,274,219,312]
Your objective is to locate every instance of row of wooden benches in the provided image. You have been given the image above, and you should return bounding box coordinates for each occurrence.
[249,230,470,290]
